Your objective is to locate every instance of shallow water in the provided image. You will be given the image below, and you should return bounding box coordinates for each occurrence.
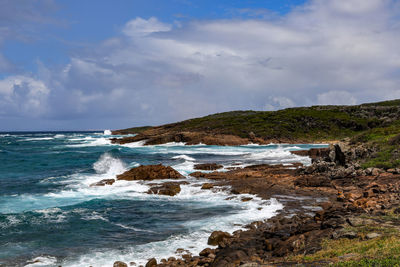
[0,131,327,266]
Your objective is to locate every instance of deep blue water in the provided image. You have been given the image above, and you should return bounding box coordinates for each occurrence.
[0,132,327,266]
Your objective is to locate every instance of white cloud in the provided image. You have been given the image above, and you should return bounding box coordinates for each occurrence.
[317,90,357,105]
[0,75,50,117]
[122,17,171,37]
[2,0,400,129]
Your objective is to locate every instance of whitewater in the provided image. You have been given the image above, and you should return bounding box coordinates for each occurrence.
[0,131,328,266]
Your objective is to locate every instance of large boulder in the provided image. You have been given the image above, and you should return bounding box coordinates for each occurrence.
[117,164,183,181]
[145,258,157,267]
[208,231,232,246]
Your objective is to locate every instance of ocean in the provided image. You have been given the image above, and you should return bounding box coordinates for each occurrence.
[0,131,327,266]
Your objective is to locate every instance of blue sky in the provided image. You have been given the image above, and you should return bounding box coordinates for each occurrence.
[1,0,400,130]
[3,0,306,75]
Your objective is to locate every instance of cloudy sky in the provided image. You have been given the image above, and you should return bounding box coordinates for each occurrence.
[1,0,400,131]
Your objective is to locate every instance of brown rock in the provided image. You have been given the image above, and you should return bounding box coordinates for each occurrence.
[145,258,157,267]
[194,163,223,170]
[201,183,214,190]
[199,248,214,257]
[90,179,115,186]
[208,231,232,246]
[117,164,183,181]
[147,182,181,196]
[241,197,253,202]
[113,261,128,267]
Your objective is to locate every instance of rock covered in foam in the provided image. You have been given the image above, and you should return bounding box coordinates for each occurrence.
[117,164,183,181]
[90,179,115,186]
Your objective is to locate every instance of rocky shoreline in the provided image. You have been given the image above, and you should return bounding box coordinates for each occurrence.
[100,140,400,267]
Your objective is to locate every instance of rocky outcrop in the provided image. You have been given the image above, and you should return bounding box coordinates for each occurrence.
[111,131,257,146]
[117,164,183,181]
[194,163,223,171]
[147,182,183,196]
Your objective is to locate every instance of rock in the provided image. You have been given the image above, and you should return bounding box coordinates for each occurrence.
[145,258,157,267]
[366,233,381,239]
[241,197,253,202]
[147,182,181,196]
[248,131,256,140]
[291,148,330,161]
[208,231,232,246]
[334,143,346,166]
[117,164,183,181]
[295,175,331,187]
[199,248,214,257]
[90,179,115,186]
[194,163,223,170]
[332,230,357,239]
[113,261,128,267]
[231,187,251,194]
[201,183,214,190]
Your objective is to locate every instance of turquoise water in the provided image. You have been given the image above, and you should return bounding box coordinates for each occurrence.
[0,132,327,266]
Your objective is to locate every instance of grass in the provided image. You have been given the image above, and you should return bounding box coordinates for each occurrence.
[334,257,400,267]
[351,120,400,169]
[289,210,400,266]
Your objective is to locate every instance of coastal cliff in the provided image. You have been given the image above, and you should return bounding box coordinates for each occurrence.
[113,99,400,170]
[109,99,400,266]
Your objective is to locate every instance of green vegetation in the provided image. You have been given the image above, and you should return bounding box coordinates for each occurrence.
[167,107,376,141]
[290,210,400,266]
[351,120,400,169]
[334,257,400,267]
[118,99,400,168]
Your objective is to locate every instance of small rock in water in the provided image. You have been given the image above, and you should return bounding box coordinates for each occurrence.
[90,179,115,186]
[194,163,223,170]
[201,183,214,189]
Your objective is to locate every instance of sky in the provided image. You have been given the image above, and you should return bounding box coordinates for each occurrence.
[0,0,400,131]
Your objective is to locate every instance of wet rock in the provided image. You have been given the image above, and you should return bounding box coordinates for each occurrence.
[201,183,214,190]
[199,248,214,257]
[90,179,115,186]
[145,258,157,267]
[117,164,183,181]
[194,163,223,170]
[241,197,253,202]
[208,231,232,246]
[147,182,181,196]
[113,261,128,267]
